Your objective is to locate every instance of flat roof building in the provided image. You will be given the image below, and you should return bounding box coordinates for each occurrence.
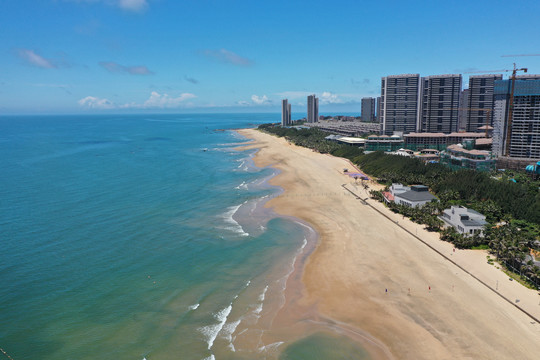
[420,74,462,134]
[393,184,437,208]
[466,74,502,132]
[493,76,540,159]
[307,94,319,123]
[440,206,487,237]
[281,99,291,126]
[380,74,421,135]
[361,97,376,122]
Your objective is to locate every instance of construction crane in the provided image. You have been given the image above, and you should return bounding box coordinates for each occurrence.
[505,63,528,156]
[439,108,492,138]
[464,63,528,155]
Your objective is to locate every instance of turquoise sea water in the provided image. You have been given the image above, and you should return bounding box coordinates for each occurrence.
[0,114,319,360]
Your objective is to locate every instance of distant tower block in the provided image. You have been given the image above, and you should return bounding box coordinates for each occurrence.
[281,99,290,126]
[307,94,319,123]
[361,97,376,122]
[381,74,421,135]
[466,74,502,132]
[420,74,462,134]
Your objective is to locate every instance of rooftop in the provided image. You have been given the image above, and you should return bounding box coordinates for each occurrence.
[446,144,492,156]
[395,188,436,202]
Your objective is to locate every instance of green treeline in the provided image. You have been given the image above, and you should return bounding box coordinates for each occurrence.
[259,124,540,225]
[258,124,540,288]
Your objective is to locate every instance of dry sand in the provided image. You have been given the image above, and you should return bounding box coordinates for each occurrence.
[237,128,540,360]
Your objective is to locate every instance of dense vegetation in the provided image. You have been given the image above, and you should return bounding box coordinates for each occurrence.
[258,123,364,159]
[259,124,540,288]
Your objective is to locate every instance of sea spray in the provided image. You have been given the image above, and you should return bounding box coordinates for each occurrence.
[199,304,233,350]
[221,204,249,237]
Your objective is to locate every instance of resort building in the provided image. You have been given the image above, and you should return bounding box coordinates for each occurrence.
[440,206,487,237]
[324,134,366,147]
[365,134,404,152]
[403,132,488,151]
[307,94,319,123]
[492,76,540,159]
[306,121,380,137]
[466,74,503,132]
[419,74,462,134]
[281,99,291,126]
[380,74,422,135]
[387,184,437,208]
[439,142,496,172]
[361,97,376,122]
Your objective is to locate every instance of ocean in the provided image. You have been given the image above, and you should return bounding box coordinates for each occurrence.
[0,114,369,360]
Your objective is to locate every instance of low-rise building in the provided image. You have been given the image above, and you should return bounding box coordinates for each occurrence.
[392,184,437,208]
[365,134,404,151]
[440,142,496,172]
[440,206,487,236]
[404,132,489,151]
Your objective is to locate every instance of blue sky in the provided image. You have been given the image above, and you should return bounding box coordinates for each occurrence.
[1,0,540,114]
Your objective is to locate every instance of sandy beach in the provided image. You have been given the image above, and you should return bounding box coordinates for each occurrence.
[238,128,540,360]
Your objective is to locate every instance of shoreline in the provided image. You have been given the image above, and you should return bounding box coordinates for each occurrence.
[232,134,393,359]
[237,128,540,360]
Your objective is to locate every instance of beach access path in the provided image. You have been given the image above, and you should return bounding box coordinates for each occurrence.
[238,128,540,360]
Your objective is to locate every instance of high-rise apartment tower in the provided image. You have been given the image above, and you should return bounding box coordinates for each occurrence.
[307,94,319,123]
[493,75,540,158]
[281,99,291,126]
[380,74,421,135]
[419,74,462,133]
[466,74,503,132]
[361,97,376,122]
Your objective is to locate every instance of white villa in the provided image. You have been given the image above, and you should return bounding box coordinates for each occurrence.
[440,206,487,237]
[387,184,437,208]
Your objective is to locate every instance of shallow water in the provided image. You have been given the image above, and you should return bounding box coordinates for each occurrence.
[0,113,372,360]
[279,332,371,360]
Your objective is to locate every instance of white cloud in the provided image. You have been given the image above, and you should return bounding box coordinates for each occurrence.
[276,91,312,99]
[16,49,55,69]
[201,48,253,67]
[64,0,148,13]
[78,96,115,109]
[278,91,364,105]
[78,91,196,110]
[140,91,196,108]
[251,95,270,105]
[320,91,343,104]
[118,0,148,12]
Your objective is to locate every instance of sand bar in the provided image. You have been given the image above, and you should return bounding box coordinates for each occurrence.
[238,128,540,360]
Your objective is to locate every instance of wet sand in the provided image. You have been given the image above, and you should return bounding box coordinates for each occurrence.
[237,128,540,360]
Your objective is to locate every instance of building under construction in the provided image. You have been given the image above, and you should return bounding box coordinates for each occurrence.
[493,75,540,160]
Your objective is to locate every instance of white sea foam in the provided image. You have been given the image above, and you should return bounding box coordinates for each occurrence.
[258,341,284,353]
[237,161,245,168]
[294,220,316,235]
[199,304,233,350]
[188,303,200,311]
[221,205,249,237]
[234,181,248,190]
[202,355,215,360]
[253,303,263,316]
[258,285,269,302]
[221,318,241,349]
[252,285,269,317]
